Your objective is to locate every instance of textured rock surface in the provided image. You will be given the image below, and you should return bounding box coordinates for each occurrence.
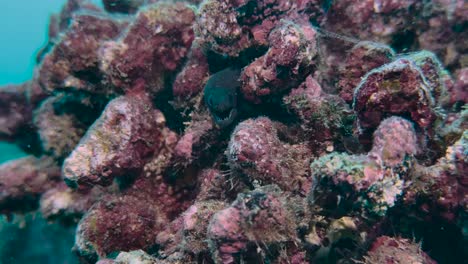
[0,0,466,263]
[63,92,168,188]
[240,21,318,104]
[228,117,312,195]
[364,236,437,264]
[100,2,195,94]
[353,58,436,130]
[0,156,61,213]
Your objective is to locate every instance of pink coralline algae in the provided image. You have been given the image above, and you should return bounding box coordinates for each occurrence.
[337,41,396,103]
[0,84,34,140]
[240,20,318,104]
[0,0,467,263]
[353,57,437,130]
[0,156,61,213]
[100,2,195,94]
[228,117,312,195]
[62,91,170,188]
[310,117,417,219]
[207,186,299,264]
[364,236,437,264]
[39,10,128,95]
[404,131,467,223]
[75,174,193,260]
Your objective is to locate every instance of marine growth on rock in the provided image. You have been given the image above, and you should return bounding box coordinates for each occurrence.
[0,0,466,263]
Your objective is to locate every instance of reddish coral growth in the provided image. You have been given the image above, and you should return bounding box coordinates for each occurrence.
[0,84,33,139]
[283,75,355,153]
[228,117,312,195]
[353,58,436,129]
[369,116,418,167]
[172,41,210,106]
[172,117,220,169]
[364,236,436,264]
[323,0,417,44]
[0,156,61,213]
[100,2,195,94]
[310,117,417,219]
[0,0,466,263]
[240,21,318,104]
[39,11,127,94]
[208,186,298,264]
[338,41,395,103]
[416,0,467,70]
[450,67,468,105]
[62,92,169,188]
[182,200,228,254]
[196,0,323,56]
[76,176,191,258]
[404,131,467,223]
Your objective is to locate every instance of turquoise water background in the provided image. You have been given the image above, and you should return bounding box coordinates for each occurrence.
[0,1,66,86]
[0,1,104,164]
[0,1,67,163]
[0,4,91,264]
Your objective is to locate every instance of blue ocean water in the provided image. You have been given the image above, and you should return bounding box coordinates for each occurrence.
[0,4,79,264]
[0,1,68,163]
[0,1,67,85]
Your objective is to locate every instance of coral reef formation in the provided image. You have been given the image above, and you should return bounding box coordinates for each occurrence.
[0,0,466,263]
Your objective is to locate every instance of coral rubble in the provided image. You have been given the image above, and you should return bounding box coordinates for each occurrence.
[0,0,466,263]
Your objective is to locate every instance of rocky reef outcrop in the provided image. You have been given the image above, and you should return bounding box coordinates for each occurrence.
[0,0,466,263]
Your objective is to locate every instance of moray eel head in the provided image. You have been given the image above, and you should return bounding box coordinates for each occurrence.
[204,68,241,128]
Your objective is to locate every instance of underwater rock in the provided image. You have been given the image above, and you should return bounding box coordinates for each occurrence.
[171,116,221,170]
[228,117,312,195]
[310,116,417,218]
[323,0,418,44]
[240,20,318,104]
[0,80,48,154]
[0,156,61,213]
[62,92,168,188]
[196,0,324,56]
[182,200,228,255]
[0,84,33,140]
[369,116,418,167]
[40,182,103,223]
[353,58,436,130]
[172,41,210,109]
[406,50,453,105]
[337,41,396,103]
[196,169,235,202]
[305,117,420,261]
[33,95,86,159]
[283,75,356,153]
[39,11,127,94]
[98,250,158,264]
[451,67,468,105]
[75,176,191,259]
[100,2,195,94]
[416,0,467,70]
[364,236,437,264]
[195,0,252,57]
[404,131,467,223]
[207,186,298,264]
[0,0,467,263]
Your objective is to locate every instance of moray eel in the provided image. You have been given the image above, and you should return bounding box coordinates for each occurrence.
[204,67,241,128]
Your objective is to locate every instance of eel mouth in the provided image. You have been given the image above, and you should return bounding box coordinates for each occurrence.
[212,108,238,128]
